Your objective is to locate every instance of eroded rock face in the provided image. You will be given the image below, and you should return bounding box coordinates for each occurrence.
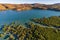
[32,3,60,11]
[32,3,48,10]
[0,4,32,11]
[0,4,48,11]
[0,4,6,10]
[16,4,32,11]
[4,4,16,10]
[0,3,60,11]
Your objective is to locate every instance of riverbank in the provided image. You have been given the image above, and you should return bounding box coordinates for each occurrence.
[0,3,60,11]
[0,21,60,40]
[31,16,60,28]
[0,16,60,40]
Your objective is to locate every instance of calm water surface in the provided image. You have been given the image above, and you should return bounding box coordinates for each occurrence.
[0,9,60,25]
[0,9,60,40]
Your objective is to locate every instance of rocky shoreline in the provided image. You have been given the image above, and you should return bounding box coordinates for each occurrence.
[0,18,60,40]
[0,3,60,11]
[0,4,32,11]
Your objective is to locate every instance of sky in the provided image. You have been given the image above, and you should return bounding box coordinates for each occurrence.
[0,0,60,4]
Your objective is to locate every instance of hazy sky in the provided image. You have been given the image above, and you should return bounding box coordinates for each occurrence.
[0,0,60,4]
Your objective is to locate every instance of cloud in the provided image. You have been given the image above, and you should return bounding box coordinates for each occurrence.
[0,0,20,4]
[0,0,60,4]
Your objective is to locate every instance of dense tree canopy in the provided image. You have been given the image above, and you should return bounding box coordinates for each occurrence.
[31,16,60,28]
[0,21,60,40]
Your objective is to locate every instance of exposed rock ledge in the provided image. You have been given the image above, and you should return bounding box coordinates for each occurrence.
[0,4,32,11]
[0,4,60,11]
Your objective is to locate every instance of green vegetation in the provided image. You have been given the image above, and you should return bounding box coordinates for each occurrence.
[0,21,60,40]
[31,16,60,28]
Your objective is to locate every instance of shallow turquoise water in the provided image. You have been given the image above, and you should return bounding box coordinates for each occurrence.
[0,9,60,25]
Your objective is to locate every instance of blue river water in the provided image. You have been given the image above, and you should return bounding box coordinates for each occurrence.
[0,9,60,40]
[0,9,60,25]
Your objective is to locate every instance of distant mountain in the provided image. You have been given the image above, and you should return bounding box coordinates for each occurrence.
[53,3,60,5]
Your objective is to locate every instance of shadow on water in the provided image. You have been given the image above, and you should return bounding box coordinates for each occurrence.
[32,8,60,12]
[47,8,60,12]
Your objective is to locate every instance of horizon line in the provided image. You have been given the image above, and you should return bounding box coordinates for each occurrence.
[0,2,59,5]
